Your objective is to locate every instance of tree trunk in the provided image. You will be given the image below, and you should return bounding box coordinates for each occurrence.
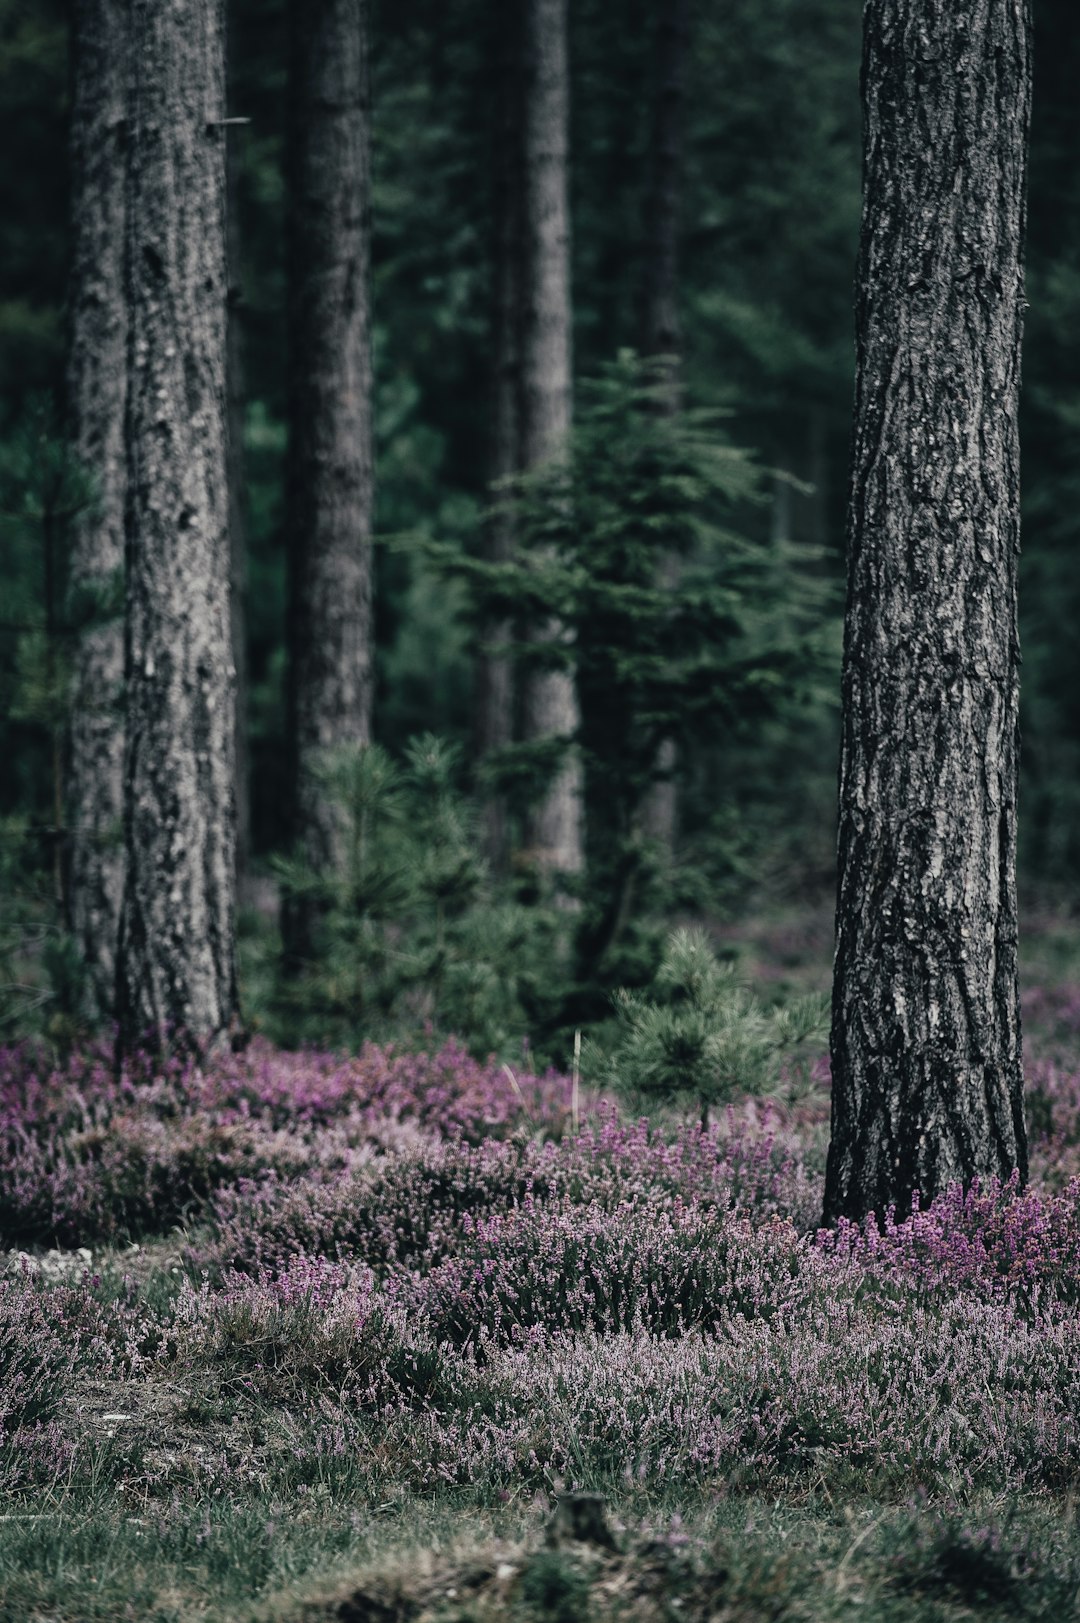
[67,0,127,1020]
[282,0,374,964]
[520,0,583,883]
[474,0,523,876]
[226,102,252,904]
[116,0,238,1055]
[824,0,1032,1225]
[638,0,689,852]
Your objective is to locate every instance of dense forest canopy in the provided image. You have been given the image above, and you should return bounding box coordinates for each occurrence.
[1,0,1078,1055]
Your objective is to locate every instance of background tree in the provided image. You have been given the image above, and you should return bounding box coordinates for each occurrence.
[115,0,238,1053]
[824,0,1032,1224]
[638,0,689,851]
[282,0,375,967]
[66,0,127,1017]
[519,0,583,884]
[473,1,523,875]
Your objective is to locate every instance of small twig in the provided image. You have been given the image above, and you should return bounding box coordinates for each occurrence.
[502,1063,533,1123]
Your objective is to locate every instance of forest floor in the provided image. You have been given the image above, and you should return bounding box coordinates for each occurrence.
[4,904,1080,1621]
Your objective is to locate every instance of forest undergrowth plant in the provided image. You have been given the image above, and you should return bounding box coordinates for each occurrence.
[594,926,828,1125]
[270,734,564,1056]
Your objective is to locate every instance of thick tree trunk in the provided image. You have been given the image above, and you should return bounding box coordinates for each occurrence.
[282,0,374,963]
[474,1,523,876]
[67,0,127,1019]
[116,0,238,1054]
[824,0,1032,1225]
[520,0,583,883]
[639,0,689,851]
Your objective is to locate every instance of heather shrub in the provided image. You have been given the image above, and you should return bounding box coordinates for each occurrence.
[201,1106,822,1277]
[0,1270,104,1433]
[402,1285,1080,1493]
[822,1173,1080,1311]
[401,1201,805,1347]
[170,1255,442,1408]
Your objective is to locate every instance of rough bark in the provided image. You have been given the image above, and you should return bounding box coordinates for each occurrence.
[824,0,1032,1225]
[520,0,583,882]
[638,0,689,851]
[474,0,523,876]
[116,0,238,1054]
[226,112,251,901]
[283,0,374,962]
[67,0,127,1019]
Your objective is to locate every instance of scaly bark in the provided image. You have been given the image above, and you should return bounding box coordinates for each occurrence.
[825,0,1032,1224]
[116,0,238,1054]
[520,0,583,882]
[226,107,251,900]
[67,0,127,1019]
[283,0,374,963]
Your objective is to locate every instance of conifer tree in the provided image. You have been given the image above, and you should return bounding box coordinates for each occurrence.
[67,0,127,1017]
[115,0,238,1053]
[825,0,1032,1223]
[282,0,374,966]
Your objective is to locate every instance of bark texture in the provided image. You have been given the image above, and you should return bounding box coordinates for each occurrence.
[67,0,127,1018]
[283,0,374,958]
[520,0,583,881]
[639,0,689,851]
[825,0,1032,1224]
[116,0,238,1053]
[226,117,251,898]
[474,0,523,875]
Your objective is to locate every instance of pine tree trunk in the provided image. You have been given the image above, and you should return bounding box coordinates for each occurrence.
[474,0,523,876]
[226,113,252,902]
[824,0,1032,1224]
[67,0,127,1020]
[116,0,238,1054]
[639,0,689,852]
[282,0,374,963]
[520,0,583,883]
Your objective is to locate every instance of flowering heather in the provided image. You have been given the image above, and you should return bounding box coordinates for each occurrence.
[0,1036,573,1245]
[201,1103,821,1278]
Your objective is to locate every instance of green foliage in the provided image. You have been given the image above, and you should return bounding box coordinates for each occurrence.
[593,926,827,1123]
[520,1549,593,1623]
[268,737,564,1057]
[433,352,835,969]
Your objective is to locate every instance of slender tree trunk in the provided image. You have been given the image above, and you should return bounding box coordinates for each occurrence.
[824,0,1032,1225]
[474,1,523,876]
[116,0,238,1055]
[639,0,689,851]
[282,0,374,965]
[67,0,127,1019]
[226,109,252,903]
[520,0,583,883]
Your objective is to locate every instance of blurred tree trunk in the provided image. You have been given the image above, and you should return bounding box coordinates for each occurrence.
[824,0,1032,1224]
[226,95,251,903]
[116,0,238,1054]
[639,0,689,852]
[474,1,523,876]
[520,0,583,885]
[282,0,374,967]
[67,0,127,1020]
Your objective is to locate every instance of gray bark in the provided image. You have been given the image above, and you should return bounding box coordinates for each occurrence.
[116,0,238,1054]
[283,0,374,963]
[639,0,689,852]
[824,0,1032,1224]
[67,0,127,1019]
[520,0,583,882]
[474,1,523,876]
[226,117,251,900]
